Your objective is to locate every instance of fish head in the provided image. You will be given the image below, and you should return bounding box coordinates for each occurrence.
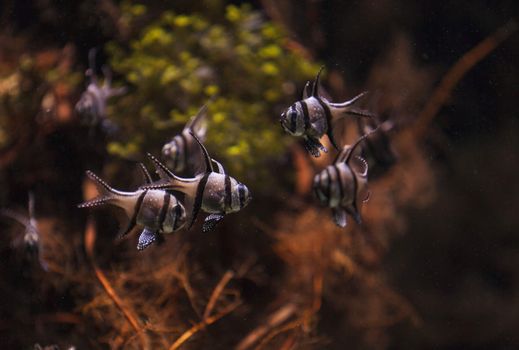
[280,102,304,136]
[161,137,185,173]
[312,169,329,205]
[237,182,252,209]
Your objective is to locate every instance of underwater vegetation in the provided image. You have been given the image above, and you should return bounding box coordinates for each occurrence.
[1,1,518,349]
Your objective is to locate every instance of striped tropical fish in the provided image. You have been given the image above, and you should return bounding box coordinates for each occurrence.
[162,103,209,175]
[143,131,251,233]
[280,66,375,157]
[312,129,378,227]
[78,166,186,251]
[0,193,48,271]
[75,49,126,133]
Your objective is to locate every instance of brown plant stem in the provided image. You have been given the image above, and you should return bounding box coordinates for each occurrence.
[203,270,235,320]
[235,303,298,350]
[84,218,149,350]
[168,300,242,350]
[411,20,517,139]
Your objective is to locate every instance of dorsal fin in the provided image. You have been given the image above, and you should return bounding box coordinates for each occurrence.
[138,163,153,184]
[28,192,35,221]
[312,66,325,97]
[341,127,380,165]
[86,170,119,196]
[189,131,214,174]
[212,158,226,175]
[302,81,312,99]
[185,103,209,133]
[146,153,176,180]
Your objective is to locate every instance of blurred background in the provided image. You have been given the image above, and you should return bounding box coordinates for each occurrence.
[0,0,518,349]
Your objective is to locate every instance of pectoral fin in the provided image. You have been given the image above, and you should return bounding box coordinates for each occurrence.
[332,208,347,228]
[202,213,225,233]
[304,137,327,158]
[137,228,158,251]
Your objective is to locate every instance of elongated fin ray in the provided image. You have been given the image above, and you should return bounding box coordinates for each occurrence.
[212,159,225,175]
[146,153,176,180]
[86,171,120,196]
[138,163,153,184]
[342,127,380,165]
[0,209,31,228]
[28,192,35,221]
[328,91,369,108]
[302,81,312,99]
[353,155,369,177]
[77,197,111,208]
[185,103,208,133]
[312,66,325,97]
[189,131,213,174]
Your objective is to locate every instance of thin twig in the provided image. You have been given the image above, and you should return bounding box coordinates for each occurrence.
[236,303,298,350]
[254,318,304,350]
[203,270,235,320]
[168,300,242,350]
[411,20,517,138]
[84,218,149,350]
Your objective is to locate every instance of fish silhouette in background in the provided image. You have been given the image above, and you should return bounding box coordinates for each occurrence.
[162,103,209,175]
[312,129,378,227]
[144,131,252,233]
[1,193,48,271]
[75,48,126,135]
[280,66,375,157]
[78,164,186,251]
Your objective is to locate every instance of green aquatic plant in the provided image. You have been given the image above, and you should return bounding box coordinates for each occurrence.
[107,3,318,185]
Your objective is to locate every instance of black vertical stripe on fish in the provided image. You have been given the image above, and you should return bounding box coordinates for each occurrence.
[324,168,332,206]
[290,105,297,132]
[224,175,232,209]
[316,98,339,150]
[173,138,180,170]
[332,165,344,201]
[239,184,245,209]
[122,190,147,237]
[189,173,210,229]
[173,198,181,230]
[158,192,170,231]
[180,133,188,170]
[301,100,311,131]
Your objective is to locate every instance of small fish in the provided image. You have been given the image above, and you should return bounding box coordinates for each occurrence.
[162,103,209,174]
[312,129,378,227]
[357,117,397,178]
[75,49,126,134]
[280,67,375,157]
[0,192,48,271]
[78,165,186,251]
[143,131,251,233]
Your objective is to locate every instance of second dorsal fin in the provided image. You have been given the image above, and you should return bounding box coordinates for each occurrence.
[189,130,214,174]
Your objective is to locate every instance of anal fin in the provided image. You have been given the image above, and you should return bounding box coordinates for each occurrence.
[137,228,158,251]
[202,213,225,233]
[332,208,347,228]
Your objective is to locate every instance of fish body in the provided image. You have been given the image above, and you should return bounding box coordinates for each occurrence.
[0,193,48,271]
[280,67,375,157]
[312,130,376,227]
[162,104,209,174]
[75,49,126,133]
[144,132,251,232]
[78,170,186,250]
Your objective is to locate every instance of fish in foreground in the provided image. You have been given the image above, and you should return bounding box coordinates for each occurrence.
[162,103,209,175]
[78,166,186,251]
[75,48,126,133]
[0,193,48,271]
[280,66,375,157]
[313,129,378,227]
[143,131,251,233]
